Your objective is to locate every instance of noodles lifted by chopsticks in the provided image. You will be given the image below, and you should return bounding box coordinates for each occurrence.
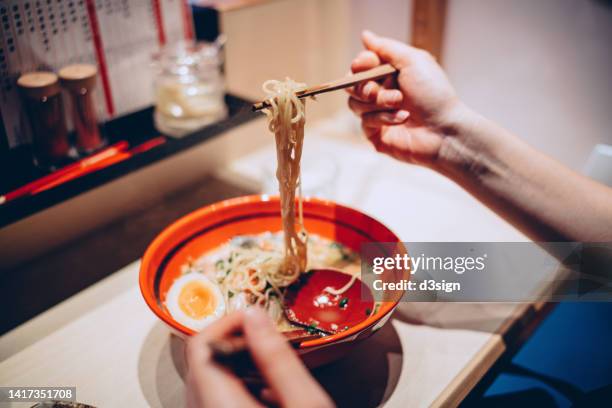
[262,78,308,287]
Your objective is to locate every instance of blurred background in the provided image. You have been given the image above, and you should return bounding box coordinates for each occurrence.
[223,0,612,167]
[2,0,612,269]
[1,0,611,406]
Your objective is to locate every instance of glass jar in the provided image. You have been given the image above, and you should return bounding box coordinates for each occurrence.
[17,71,70,169]
[152,40,227,137]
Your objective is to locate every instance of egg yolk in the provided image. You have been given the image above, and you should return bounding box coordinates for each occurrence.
[178,281,217,319]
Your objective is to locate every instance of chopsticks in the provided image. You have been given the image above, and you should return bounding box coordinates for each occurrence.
[0,141,128,204]
[208,330,321,383]
[210,329,321,363]
[0,137,167,205]
[251,63,397,112]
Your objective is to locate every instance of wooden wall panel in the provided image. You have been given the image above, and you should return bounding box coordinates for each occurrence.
[411,0,448,62]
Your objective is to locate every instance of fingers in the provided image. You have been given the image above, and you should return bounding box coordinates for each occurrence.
[349,79,401,102]
[243,308,333,408]
[185,334,212,370]
[348,50,386,101]
[346,80,379,102]
[186,311,245,368]
[196,310,245,341]
[185,311,262,408]
[259,388,279,406]
[361,110,411,128]
[350,30,421,103]
[348,89,403,114]
[360,112,410,157]
[187,310,333,407]
[348,42,403,103]
[361,120,418,160]
[362,30,416,68]
[351,50,380,73]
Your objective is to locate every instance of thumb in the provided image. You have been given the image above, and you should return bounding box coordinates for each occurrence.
[361,30,413,68]
[244,308,326,405]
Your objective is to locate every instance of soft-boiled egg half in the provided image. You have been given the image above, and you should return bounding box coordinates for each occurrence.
[165,273,225,331]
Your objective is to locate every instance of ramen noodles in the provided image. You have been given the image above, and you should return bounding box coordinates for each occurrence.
[165,79,367,332]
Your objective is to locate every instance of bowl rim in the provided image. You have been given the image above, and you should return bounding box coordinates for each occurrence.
[139,194,405,348]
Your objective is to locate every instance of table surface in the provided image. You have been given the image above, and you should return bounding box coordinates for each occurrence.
[0,114,555,408]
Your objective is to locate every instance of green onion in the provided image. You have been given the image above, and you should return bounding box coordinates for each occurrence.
[228,291,234,298]
[365,308,372,315]
[339,298,349,308]
[215,260,224,270]
[306,323,318,334]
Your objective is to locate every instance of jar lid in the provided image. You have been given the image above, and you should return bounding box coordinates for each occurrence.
[17,71,61,99]
[59,64,98,92]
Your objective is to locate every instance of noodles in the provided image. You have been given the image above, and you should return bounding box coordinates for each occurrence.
[324,274,358,296]
[188,232,361,331]
[172,78,369,332]
[261,78,308,287]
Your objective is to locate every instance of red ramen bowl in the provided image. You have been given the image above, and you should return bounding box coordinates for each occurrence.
[139,195,406,367]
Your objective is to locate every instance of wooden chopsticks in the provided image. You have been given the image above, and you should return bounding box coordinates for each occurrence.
[251,63,398,112]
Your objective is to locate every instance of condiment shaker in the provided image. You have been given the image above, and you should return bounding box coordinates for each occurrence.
[59,64,105,154]
[17,71,70,168]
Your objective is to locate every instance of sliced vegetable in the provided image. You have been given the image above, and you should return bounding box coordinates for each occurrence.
[339,297,349,308]
[306,323,319,334]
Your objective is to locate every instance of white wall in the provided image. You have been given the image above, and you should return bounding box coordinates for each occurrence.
[222,0,352,121]
[346,0,412,58]
[221,0,411,122]
[443,0,612,169]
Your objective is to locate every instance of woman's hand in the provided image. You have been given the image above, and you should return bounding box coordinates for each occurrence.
[185,309,334,408]
[348,30,470,168]
[349,32,612,242]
